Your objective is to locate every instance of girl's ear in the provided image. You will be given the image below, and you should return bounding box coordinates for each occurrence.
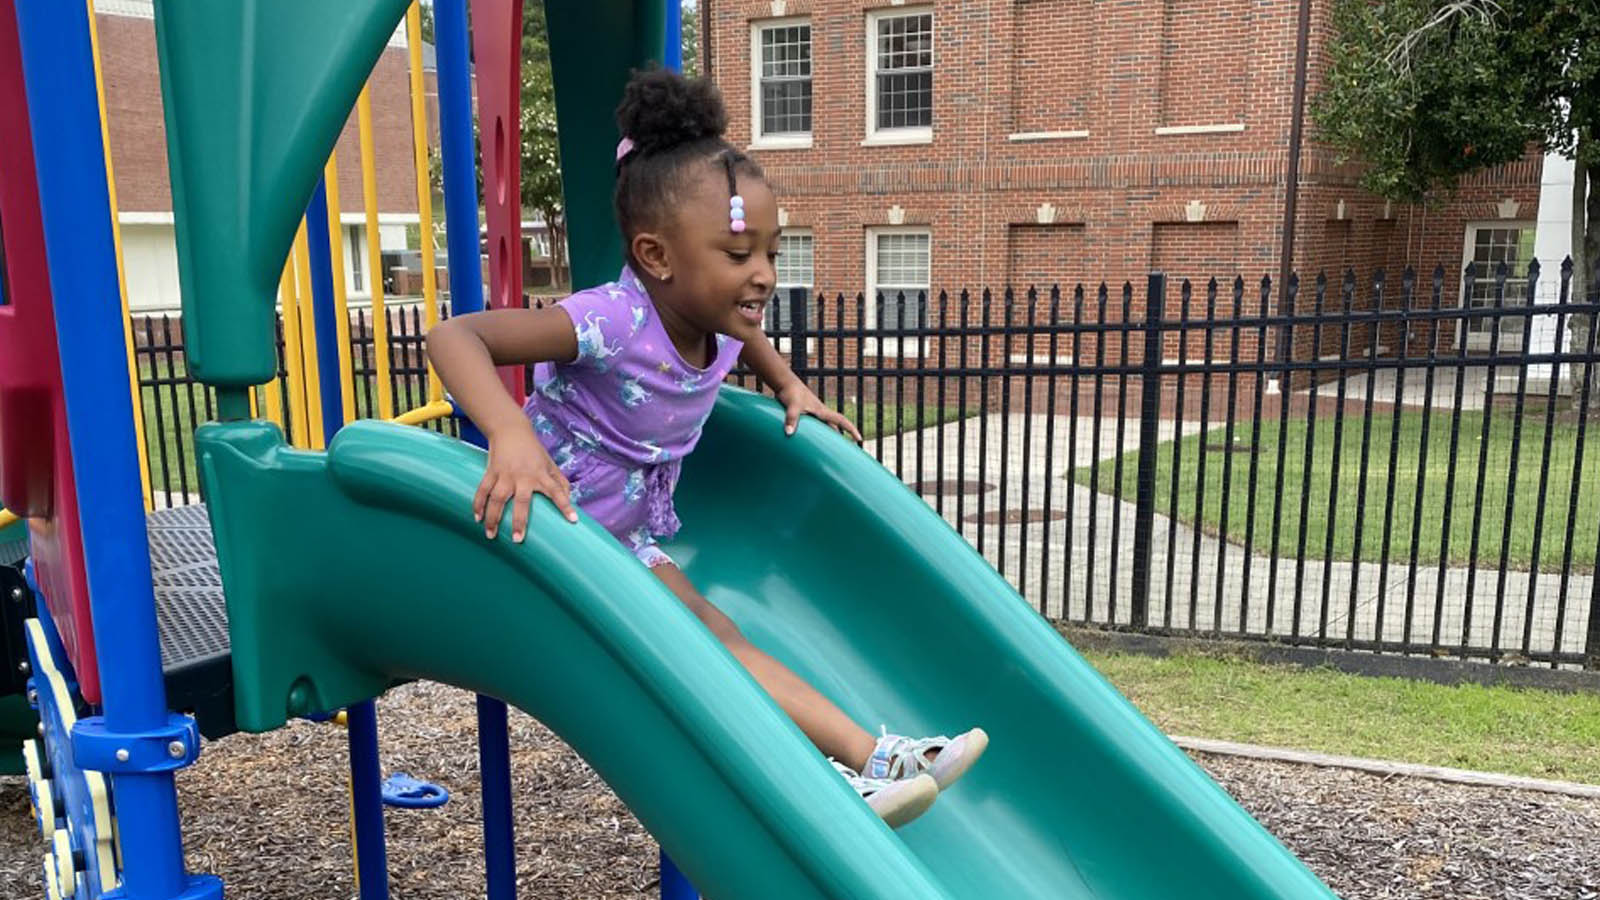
[631,231,673,282]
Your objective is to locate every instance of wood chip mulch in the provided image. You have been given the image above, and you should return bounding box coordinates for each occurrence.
[2,681,1596,899]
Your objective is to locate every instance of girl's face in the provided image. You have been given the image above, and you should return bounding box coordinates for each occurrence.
[630,166,780,342]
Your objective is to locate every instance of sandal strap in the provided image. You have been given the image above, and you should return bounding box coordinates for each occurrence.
[870,728,951,780]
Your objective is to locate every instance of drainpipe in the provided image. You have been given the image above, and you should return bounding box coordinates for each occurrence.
[1277,0,1313,377]
[701,0,712,79]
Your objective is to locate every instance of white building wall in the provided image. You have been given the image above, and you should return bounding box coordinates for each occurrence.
[120,215,419,313]
[1531,151,1579,390]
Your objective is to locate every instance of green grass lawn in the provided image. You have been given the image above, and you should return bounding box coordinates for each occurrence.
[842,400,973,442]
[1083,647,1600,784]
[1074,410,1599,571]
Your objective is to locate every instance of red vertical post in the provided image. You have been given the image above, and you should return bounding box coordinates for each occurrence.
[470,0,526,403]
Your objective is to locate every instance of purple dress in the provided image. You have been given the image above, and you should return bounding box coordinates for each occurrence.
[522,267,743,568]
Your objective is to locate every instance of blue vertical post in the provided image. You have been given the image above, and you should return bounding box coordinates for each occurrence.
[665,0,682,70]
[433,0,484,318]
[659,5,700,899]
[13,2,219,897]
[342,699,389,900]
[306,180,391,900]
[476,694,516,899]
[305,184,350,440]
[434,3,516,897]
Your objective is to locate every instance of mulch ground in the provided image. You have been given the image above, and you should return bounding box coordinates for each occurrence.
[2,680,1596,899]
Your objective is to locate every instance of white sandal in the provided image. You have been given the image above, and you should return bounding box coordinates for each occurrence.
[865,726,989,791]
[828,758,938,828]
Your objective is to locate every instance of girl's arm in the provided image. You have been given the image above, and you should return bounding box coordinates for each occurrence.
[426,307,583,539]
[738,331,862,441]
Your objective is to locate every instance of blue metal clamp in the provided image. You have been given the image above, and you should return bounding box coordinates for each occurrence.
[71,713,201,774]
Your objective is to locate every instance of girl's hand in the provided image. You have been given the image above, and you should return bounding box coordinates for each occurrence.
[474,422,580,542]
[776,381,863,442]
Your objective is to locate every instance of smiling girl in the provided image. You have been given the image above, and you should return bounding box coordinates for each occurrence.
[426,68,985,828]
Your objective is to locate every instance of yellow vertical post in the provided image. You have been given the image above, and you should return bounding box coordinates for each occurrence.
[407,2,444,405]
[277,259,311,448]
[257,380,282,430]
[292,222,326,449]
[357,85,396,420]
[323,153,358,423]
[87,0,154,510]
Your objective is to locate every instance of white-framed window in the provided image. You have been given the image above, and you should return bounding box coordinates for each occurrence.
[347,225,365,293]
[769,230,814,334]
[750,18,813,149]
[1459,223,1535,350]
[867,227,931,354]
[865,8,933,145]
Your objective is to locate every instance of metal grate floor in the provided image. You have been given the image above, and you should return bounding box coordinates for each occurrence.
[148,503,230,673]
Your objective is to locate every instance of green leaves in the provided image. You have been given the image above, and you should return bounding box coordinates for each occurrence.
[1312,0,1574,204]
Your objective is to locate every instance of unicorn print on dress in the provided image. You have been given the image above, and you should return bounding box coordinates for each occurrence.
[551,441,577,470]
[619,375,652,409]
[575,310,621,369]
[572,425,603,454]
[521,266,746,570]
[625,525,653,551]
[540,373,577,403]
[623,469,646,504]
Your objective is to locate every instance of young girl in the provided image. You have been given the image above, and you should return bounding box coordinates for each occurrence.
[427,69,985,828]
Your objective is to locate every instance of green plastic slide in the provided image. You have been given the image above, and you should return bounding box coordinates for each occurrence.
[196,388,1335,899]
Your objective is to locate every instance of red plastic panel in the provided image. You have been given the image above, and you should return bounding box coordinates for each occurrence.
[471,0,527,402]
[0,0,102,703]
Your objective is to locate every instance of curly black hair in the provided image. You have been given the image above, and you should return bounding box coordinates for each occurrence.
[613,68,765,261]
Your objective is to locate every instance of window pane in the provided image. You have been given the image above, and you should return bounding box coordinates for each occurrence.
[776,232,814,287]
[1466,227,1529,337]
[761,80,812,135]
[771,232,814,329]
[874,232,930,324]
[760,24,812,136]
[874,14,932,130]
[761,25,810,78]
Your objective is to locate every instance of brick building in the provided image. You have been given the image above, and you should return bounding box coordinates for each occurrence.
[701,0,1553,363]
[93,0,440,312]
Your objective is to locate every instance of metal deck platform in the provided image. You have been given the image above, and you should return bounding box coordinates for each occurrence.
[148,504,236,738]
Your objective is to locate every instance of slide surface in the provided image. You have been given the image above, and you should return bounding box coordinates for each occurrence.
[196,388,1335,899]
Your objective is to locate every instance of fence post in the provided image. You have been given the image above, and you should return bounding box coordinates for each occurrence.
[1129,273,1166,628]
[788,286,810,380]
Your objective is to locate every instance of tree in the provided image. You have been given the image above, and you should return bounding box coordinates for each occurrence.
[1313,0,1600,406]
[681,0,701,77]
[426,3,570,290]
[425,1,704,292]
[418,0,435,45]
[518,1,568,289]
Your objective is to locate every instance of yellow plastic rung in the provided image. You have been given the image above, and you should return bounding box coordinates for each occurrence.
[391,400,454,427]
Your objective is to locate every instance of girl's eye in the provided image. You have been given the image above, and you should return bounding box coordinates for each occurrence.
[726,250,751,262]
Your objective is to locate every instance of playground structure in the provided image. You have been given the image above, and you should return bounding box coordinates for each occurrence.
[0,1,1344,898]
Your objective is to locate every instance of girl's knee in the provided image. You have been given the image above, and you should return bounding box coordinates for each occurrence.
[688,599,745,645]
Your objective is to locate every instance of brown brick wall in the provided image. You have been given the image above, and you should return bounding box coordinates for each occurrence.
[708,0,1546,366]
[1012,0,1093,135]
[97,12,437,216]
[1159,0,1250,128]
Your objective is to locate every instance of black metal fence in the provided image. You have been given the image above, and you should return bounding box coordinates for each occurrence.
[135,261,1600,671]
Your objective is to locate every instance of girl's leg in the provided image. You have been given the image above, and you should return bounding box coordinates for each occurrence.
[652,563,876,770]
